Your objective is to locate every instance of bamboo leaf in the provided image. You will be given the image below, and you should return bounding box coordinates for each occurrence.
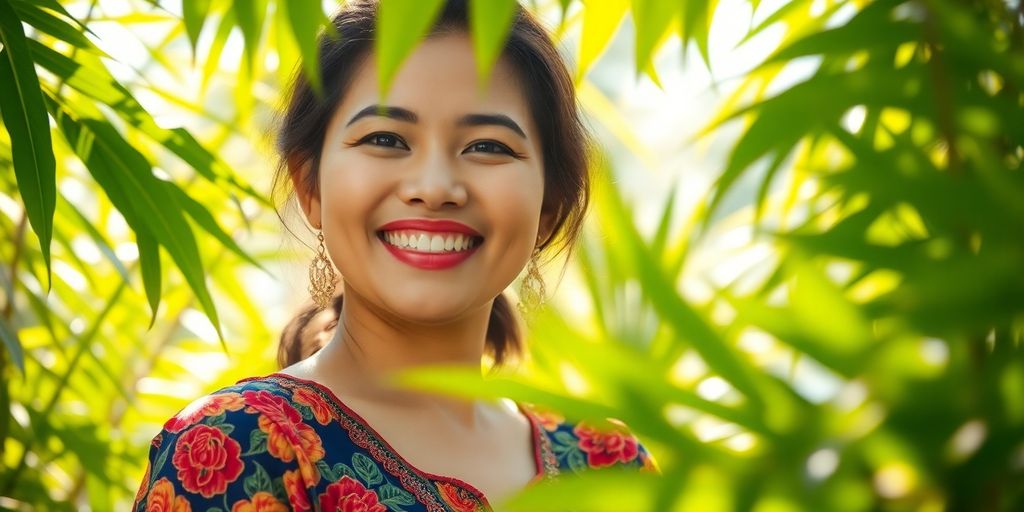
[375,0,445,96]
[0,1,56,290]
[231,0,267,77]
[468,0,518,86]
[136,229,162,329]
[577,0,628,83]
[182,0,211,54]
[630,0,679,77]
[11,0,98,52]
[49,102,225,346]
[279,0,330,94]
[0,316,24,375]
[166,185,266,272]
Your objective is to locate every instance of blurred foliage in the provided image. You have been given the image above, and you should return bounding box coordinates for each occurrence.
[1,0,1023,510]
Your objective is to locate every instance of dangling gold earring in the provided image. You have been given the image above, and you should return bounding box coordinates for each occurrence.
[309,230,337,310]
[518,249,546,316]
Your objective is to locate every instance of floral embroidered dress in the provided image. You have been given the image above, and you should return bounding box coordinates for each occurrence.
[133,373,657,512]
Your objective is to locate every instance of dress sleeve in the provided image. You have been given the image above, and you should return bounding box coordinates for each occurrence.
[133,389,319,512]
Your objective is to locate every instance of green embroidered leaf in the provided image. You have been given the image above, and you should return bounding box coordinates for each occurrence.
[352,452,384,486]
[247,429,268,455]
[150,441,169,486]
[243,461,273,498]
[298,404,313,420]
[215,423,234,435]
[207,412,226,425]
[332,463,357,480]
[316,459,337,482]
[552,431,576,447]
[567,449,587,472]
[271,476,288,504]
[379,483,416,507]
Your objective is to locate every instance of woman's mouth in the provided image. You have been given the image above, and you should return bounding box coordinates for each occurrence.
[377,230,482,254]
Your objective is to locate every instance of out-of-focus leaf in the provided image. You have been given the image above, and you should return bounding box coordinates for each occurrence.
[201,8,235,93]
[680,0,717,69]
[182,0,211,54]
[231,0,267,76]
[59,197,131,282]
[468,0,518,85]
[375,0,445,95]
[167,186,266,272]
[501,471,663,512]
[630,0,679,77]
[0,316,24,375]
[136,229,161,329]
[0,3,56,289]
[576,0,628,83]
[279,0,330,94]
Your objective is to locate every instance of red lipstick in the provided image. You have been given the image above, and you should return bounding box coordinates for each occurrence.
[377,219,483,271]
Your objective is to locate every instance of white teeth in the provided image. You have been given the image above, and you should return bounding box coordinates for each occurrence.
[382,230,479,253]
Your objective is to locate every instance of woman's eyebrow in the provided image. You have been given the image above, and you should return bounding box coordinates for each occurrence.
[346,105,418,126]
[457,114,527,139]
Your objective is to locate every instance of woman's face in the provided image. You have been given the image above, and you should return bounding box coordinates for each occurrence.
[295,32,550,324]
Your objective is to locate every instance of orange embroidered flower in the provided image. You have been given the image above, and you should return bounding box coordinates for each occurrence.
[436,481,480,512]
[171,424,245,498]
[230,491,289,512]
[530,409,564,432]
[573,422,639,468]
[318,476,386,512]
[292,387,334,425]
[283,469,312,512]
[165,393,245,433]
[145,477,192,512]
[244,390,325,484]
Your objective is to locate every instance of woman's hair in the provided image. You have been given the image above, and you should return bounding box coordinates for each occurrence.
[277,294,343,369]
[271,0,591,366]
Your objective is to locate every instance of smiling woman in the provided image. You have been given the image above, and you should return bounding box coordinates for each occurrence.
[132,1,656,510]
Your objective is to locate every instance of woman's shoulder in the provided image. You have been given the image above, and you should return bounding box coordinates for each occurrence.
[134,374,342,511]
[521,404,660,475]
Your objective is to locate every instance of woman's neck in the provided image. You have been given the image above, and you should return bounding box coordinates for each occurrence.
[300,287,494,425]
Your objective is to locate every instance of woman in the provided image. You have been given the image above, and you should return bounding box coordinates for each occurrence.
[134,1,655,510]
[277,295,341,368]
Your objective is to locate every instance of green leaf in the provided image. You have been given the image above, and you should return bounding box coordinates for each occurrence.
[136,229,162,329]
[11,0,98,52]
[0,1,56,290]
[379,482,416,507]
[375,0,445,96]
[352,452,384,486]
[231,0,267,76]
[0,316,24,375]
[182,0,211,54]
[50,102,225,346]
[279,0,330,95]
[576,0,628,83]
[200,8,235,93]
[468,0,518,85]
[242,461,273,498]
[630,0,678,78]
[166,186,266,272]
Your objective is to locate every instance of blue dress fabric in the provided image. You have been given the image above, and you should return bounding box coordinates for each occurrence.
[133,373,657,511]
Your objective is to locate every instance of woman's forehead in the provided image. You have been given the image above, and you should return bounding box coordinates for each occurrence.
[334,33,533,129]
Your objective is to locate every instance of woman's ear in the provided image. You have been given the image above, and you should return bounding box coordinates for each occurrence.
[288,157,322,229]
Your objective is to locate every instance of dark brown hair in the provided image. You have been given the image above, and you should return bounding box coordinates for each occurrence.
[272,0,591,365]
[277,294,342,368]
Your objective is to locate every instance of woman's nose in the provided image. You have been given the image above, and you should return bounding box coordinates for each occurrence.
[397,155,468,209]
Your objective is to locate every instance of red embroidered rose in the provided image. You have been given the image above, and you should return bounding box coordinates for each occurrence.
[145,477,192,512]
[171,424,245,497]
[318,476,386,512]
[437,481,480,512]
[292,387,334,425]
[230,491,289,512]
[243,390,302,425]
[284,469,312,512]
[573,422,639,468]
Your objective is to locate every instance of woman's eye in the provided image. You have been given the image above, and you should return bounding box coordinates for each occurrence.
[361,133,408,150]
[465,141,513,156]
